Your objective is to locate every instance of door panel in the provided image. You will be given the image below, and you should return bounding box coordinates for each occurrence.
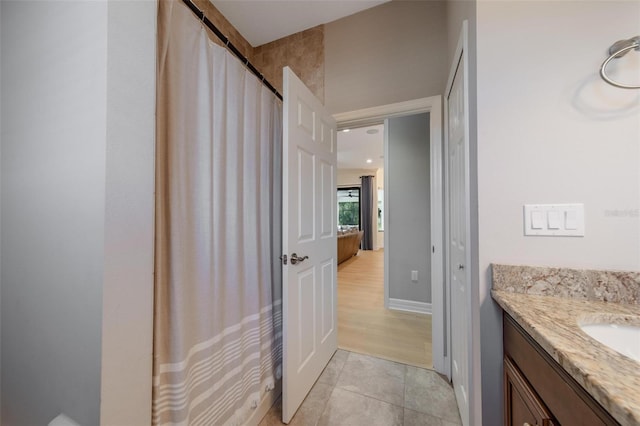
[320,161,334,237]
[447,32,471,426]
[297,268,316,367]
[320,259,335,343]
[297,149,315,241]
[282,67,337,423]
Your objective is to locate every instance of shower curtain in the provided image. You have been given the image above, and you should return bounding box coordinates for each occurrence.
[153,2,283,425]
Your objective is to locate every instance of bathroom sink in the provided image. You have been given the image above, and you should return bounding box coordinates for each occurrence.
[579,322,640,363]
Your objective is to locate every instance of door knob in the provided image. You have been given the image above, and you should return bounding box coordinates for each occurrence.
[290,253,309,265]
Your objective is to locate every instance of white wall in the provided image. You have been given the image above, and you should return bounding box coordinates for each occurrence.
[325,0,448,114]
[476,1,640,425]
[1,2,108,424]
[101,1,156,425]
[0,1,156,425]
[337,168,376,187]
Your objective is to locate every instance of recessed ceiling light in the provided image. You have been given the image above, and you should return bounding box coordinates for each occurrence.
[342,129,350,133]
[366,159,373,164]
[366,129,379,135]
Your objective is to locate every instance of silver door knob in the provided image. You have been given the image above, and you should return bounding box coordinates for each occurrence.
[290,253,309,265]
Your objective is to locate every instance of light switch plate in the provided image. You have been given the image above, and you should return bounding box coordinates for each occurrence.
[524,204,585,237]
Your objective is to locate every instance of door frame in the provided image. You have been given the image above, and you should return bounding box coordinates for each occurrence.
[333,96,446,375]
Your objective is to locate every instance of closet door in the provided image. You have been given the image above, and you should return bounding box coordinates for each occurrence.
[281,67,338,424]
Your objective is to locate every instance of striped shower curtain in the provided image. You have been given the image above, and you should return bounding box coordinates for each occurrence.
[153,1,283,425]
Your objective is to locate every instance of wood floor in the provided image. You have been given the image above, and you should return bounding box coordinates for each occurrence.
[337,249,432,369]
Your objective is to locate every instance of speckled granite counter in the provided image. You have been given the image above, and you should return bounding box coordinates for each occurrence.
[492,264,640,426]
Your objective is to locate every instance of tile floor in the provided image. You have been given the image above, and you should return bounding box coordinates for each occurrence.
[259,350,462,426]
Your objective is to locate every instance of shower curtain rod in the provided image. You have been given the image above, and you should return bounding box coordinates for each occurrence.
[182,0,283,101]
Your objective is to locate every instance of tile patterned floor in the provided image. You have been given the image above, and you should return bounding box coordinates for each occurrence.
[259,350,462,426]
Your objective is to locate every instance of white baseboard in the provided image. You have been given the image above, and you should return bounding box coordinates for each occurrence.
[244,380,281,426]
[388,298,432,315]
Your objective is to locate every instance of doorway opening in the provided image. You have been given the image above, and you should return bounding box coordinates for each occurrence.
[333,97,443,372]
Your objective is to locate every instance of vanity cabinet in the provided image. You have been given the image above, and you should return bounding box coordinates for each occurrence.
[503,313,619,426]
[504,356,555,426]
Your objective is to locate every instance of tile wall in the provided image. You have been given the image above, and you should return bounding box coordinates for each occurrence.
[253,26,325,102]
[188,0,325,101]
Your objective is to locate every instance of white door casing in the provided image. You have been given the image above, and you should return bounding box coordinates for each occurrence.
[445,21,472,426]
[282,67,338,424]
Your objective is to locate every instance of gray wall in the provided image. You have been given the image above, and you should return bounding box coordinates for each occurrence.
[0,1,156,425]
[387,113,431,304]
[0,1,107,424]
[325,1,448,114]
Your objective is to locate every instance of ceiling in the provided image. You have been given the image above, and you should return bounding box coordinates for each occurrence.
[210,0,390,46]
[337,124,384,170]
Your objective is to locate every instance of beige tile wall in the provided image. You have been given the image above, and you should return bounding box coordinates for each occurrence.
[183,0,325,102]
[253,26,325,102]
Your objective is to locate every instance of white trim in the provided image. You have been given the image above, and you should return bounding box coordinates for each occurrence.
[334,98,436,130]
[388,298,432,315]
[333,95,445,375]
[383,119,390,309]
[243,382,281,426]
[430,94,446,379]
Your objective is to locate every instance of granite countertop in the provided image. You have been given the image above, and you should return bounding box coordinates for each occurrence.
[491,264,640,426]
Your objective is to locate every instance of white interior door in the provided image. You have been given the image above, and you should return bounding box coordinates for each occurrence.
[446,22,471,426]
[282,67,338,424]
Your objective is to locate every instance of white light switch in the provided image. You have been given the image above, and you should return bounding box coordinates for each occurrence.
[565,210,578,230]
[411,270,418,282]
[524,204,584,237]
[531,211,544,229]
[547,211,561,229]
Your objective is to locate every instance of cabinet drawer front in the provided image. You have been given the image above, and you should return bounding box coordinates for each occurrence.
[504,357,554,426]
[503,313,618,426]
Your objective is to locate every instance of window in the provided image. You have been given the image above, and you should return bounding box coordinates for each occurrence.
[337,187,360,228]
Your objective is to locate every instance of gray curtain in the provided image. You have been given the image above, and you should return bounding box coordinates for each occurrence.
[361,175,375,250]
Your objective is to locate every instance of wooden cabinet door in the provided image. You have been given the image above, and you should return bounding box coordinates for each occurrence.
[504,357,555,426]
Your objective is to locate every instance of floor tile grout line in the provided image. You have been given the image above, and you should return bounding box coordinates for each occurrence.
[338,347,433,372]
[334,386,407,410]
[312,351,350,426]
[259,350,460,426]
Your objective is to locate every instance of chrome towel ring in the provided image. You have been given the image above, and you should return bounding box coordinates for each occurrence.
[600,36,640,89]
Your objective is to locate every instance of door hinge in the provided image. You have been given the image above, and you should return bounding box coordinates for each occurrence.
[280,254,287,265]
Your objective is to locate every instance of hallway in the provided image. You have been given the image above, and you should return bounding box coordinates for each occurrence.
[259,350,461,426]
[337,250,432,368]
